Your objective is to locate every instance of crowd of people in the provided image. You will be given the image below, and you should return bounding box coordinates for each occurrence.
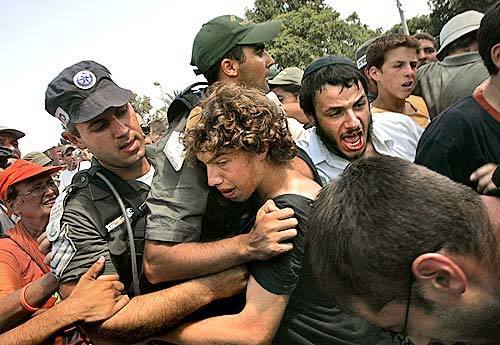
[0,2,499,345]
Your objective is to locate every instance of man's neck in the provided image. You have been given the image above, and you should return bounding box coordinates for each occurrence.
[373,92,406,114]
[256,163,291,200]
[447,44,478,58]
[482,76,500,113]
[101,158,151,181]
[363,140,377,158]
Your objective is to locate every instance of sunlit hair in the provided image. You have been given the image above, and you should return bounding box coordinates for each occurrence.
[366,34,420,69]
[183,82,296,164]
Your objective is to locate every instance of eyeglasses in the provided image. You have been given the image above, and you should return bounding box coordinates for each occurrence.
[400,272,414,345]
[399,244,442,345]
[16,179,58,198]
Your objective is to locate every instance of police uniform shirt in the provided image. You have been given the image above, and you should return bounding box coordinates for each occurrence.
[47,159,154,293]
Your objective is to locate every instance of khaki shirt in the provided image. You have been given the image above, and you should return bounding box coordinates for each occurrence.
[414,52,489,118]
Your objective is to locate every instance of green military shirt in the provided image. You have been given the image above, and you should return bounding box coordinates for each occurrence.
[145,115,210,243]
[47,159,151,295]
[414,52,489,119]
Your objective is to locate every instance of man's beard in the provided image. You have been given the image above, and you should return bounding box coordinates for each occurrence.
[238,66,269,93]
[315,115,373,162]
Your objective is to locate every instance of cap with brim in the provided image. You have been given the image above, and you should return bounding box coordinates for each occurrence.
[268,67,304,86]
[23,152,53,167]
[238,20,281,45]
[75,79,131,124]
[437,10,483,60]
[0,126,25,140]
[0,159,62,200]
[303,55,356,80]
[45,60,132,128]
[191,15,281,75]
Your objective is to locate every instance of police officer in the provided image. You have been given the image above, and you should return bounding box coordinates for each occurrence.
[44,61,247,344]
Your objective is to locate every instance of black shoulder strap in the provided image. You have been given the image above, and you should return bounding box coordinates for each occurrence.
[84,167,148,222]
[296,147,323,186]
[167,81,208,124]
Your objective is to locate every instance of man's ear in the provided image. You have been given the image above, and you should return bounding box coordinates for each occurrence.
[219,58,239,79]
[257,144,269,162]
[305,113,316,125]
[296,95,315,125]
[412,253,467,297]
[364,68,377,85]
[61,131,86,150]
[491,43,500,71]
[368,66,381,83]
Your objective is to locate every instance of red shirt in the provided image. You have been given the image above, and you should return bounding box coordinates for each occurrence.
[0,223,87,344]
[0,222,49,299]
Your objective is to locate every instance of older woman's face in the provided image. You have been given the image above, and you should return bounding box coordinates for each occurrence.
[10,175,59,223]
[197,150,265,202]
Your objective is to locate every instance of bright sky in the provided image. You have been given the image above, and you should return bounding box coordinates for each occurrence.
[0,0,431,154]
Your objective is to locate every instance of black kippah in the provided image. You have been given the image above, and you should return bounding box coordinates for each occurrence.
[303,55,356,80]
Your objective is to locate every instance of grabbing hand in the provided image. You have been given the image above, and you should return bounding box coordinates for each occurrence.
[37,232,53,266]
[67,256,129,323]
[470,163,498,194]
[204,265,249,300]
[246,199,298,260]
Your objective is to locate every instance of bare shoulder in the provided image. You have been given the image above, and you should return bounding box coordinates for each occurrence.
[300,177,321,200]
[288,173,321,201]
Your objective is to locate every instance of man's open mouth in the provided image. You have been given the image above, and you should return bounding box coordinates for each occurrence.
[341,130,365,151]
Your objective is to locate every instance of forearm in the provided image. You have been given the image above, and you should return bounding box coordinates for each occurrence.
[161,277,286,345]
[0,273,58,332]
[145,235,252,283]
[0,298,80,345]
[85,275,222,343]
[161,314,265,345]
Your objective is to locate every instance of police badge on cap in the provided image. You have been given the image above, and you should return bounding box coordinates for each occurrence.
[73,70,96,90]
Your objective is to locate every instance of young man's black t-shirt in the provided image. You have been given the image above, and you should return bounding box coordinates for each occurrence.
[416,92,500,189]
[247,194,398,345]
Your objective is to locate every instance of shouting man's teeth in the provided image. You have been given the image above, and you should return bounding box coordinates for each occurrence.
[342,131,364,151]
[344,135,361,149]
